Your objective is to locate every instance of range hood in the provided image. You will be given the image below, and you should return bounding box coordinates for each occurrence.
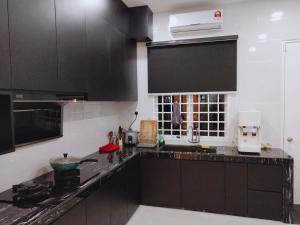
[12,91,86,102]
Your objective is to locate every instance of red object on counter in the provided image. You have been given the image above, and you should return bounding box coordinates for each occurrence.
[99,144,120,153]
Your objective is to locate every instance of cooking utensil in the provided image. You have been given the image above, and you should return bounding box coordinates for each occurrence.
[123,128,139,145]
[49,153,98,172]
[123,111,139,146]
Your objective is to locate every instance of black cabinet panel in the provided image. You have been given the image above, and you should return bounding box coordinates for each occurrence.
[85,2,110,101]
[56,0,87,93]
[129,6,153,41]
[106,0,129,35]
[248,190,282,221]
[141,158,181,208]
[51,201,86,225]
[109,27,126,100]
[248,164,282,192]
[127,157,141,218]
[0,92,14,154]
[86,183,110,225]
[0,0,11,89]
[181,161,225,213]
[225,163,247,216]
[110,167,128,225]
[9,0,58,91]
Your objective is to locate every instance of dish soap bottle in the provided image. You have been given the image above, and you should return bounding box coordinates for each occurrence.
[159,126,165,147]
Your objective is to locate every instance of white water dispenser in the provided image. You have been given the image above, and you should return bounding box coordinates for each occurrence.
[238,111,261,154]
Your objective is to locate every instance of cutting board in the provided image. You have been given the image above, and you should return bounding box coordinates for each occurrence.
[139,120,158,145]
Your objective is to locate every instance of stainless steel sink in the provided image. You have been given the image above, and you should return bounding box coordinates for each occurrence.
[160,145,217,154]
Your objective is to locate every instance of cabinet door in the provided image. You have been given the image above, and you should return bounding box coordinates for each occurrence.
[86,2,111,101]
[56,0,87,93]
[9,0,58,91]
[0,0,11,89]
[248,164,282,192]
[110,167,128,225]
[127,157,140,219]
[51,201,86,225]
[225,163,247,216]
[0,92,14,154]
[181,161,225,213]
[86,183,110,225]
[248,190,282,221]
[141,158,181,208]
[109,27,126,100]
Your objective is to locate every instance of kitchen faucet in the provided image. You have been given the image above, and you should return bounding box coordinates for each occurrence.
[188,126,200,143]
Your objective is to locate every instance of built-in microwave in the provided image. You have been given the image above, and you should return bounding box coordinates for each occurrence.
[13,102,63,147]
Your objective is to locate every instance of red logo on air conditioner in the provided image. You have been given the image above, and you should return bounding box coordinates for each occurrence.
[214,10,222,19]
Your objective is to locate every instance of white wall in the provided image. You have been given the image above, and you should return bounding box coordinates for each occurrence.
[0,102,129,192]
[132,0,300,147]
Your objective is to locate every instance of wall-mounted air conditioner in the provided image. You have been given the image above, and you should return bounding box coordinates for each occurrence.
[169,9,223,33]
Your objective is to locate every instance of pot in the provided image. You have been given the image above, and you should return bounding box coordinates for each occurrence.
[123,128,139,145]
[49,153,98,172]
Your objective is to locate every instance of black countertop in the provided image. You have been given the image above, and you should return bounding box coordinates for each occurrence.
[0,146,293,225]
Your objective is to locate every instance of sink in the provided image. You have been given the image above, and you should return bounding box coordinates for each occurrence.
[160,145,217,154]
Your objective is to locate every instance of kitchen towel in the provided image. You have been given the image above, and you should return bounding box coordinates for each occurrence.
[172,102,183,126]
[99,144,120,153]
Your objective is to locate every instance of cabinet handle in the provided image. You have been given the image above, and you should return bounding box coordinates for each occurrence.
[287,137,294,142]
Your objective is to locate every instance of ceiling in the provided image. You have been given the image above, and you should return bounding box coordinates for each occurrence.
[122,0,251,12]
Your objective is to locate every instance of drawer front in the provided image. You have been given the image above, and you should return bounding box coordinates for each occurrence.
[225,163,247,216]
[248,190,282,221]
[248,164,282,192]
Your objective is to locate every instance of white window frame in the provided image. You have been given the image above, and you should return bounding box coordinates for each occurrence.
[153,92,229,142]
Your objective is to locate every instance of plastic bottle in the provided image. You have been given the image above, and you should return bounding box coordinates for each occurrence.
[159,126,166,147]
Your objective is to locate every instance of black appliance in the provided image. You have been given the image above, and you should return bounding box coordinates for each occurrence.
[53,169,80,192]
[12,181,53,206]
[13,102,63,147]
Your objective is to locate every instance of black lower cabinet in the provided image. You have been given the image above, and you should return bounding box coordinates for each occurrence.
[248,190,282,221]
[181,161,225,213]
[86,182,110,225]
[51,201,87,225]
[110,167,128,225]
[247,164,283,221]
[141,158,181,208]
[127,157,141,219]
[225,163,247,216]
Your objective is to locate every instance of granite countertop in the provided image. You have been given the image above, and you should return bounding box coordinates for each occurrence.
[0,145,293,225]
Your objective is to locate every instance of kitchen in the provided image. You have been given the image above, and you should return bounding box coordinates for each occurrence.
[0,0,299,224]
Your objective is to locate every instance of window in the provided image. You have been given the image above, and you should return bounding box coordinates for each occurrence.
[154,94,227,138]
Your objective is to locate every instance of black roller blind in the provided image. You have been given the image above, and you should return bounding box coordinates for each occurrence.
[148,38,237,93]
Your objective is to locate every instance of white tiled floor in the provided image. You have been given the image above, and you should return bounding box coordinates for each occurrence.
[127,206,288,225]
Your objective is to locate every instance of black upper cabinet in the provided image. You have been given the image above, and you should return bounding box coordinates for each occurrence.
[129,6,153,42]
[106,0,129,36]
[181,161,225,213]
[86,2,137,101]
[9,0,58,91]
[85,2,111,101]
[55,0,87,93]
[109,27,127,100]
[0,0,11,89]
[5,0,137,100]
